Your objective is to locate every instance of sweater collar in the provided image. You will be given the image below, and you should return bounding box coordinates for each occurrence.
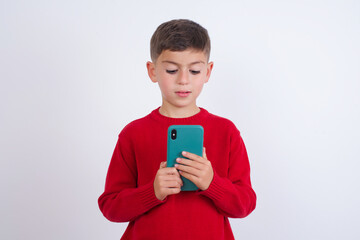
[149,106,209,123]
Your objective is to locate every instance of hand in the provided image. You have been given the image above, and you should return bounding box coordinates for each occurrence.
[154,161,183,201]
[175,148,214,191]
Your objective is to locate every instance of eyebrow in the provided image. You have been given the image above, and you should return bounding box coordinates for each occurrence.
[161,60,205,66]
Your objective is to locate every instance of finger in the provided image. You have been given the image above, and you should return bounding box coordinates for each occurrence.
[179,170,198,185]
[159,161,167,169]
[165,188,181,196]
[159,167,181,177]
[160,180,183,188]
[161,175,183,186]
[182,151,207,163]
[176,158,203,170]
[175,163,201,177]
[203,147,207,159]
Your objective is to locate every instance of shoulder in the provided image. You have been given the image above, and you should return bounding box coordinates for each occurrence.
[205,109,240,134]
[118,111,154,138]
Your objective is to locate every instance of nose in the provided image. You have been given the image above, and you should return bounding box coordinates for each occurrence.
[177,70,189,85]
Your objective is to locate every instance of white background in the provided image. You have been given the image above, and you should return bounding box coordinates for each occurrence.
[1,0,359,239]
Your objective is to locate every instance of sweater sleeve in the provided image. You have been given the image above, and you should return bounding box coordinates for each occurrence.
[98,130,165,222]
[198,128,256,218]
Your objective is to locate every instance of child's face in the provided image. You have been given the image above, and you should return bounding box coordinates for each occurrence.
[147,49,213,111]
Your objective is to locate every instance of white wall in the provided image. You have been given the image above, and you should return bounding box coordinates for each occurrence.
[1,0,359,239]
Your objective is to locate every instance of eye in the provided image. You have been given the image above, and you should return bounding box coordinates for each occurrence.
[166,69,178,74]
[190,70,200,75]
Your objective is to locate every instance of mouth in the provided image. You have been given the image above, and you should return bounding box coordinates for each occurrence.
[175,91,191,97]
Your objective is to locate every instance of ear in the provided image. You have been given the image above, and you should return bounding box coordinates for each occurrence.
[146,61,157,83]
[204,61,214,83]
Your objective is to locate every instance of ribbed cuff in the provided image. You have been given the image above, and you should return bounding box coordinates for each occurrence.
[197,171,226,201]
[138,181,167,211]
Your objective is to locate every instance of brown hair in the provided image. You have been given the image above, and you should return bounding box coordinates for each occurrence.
[150,19,211,62]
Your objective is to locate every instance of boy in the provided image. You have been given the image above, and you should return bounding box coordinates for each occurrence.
[98,19,256,240]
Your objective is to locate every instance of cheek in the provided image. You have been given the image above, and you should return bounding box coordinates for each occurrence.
[192,82,205,95]
[194,76,207,88]
[157,78,173,93]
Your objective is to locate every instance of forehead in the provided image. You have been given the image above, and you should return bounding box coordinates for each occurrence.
[156,49,208,65]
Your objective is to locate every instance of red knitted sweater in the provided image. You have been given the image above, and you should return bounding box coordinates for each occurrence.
[98,107,256,239]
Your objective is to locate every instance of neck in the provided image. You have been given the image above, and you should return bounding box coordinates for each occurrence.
[159,104,200,118]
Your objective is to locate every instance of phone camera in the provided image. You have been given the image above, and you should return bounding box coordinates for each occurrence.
[171,129,177,140]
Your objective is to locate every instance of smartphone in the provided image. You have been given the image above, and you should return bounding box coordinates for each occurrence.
[167,125,204,191]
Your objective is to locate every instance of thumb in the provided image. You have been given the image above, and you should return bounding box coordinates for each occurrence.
[159,161,167,169]
[203,147,207,159]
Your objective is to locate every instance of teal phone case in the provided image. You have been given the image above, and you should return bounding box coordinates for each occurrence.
[167,125,204,191]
